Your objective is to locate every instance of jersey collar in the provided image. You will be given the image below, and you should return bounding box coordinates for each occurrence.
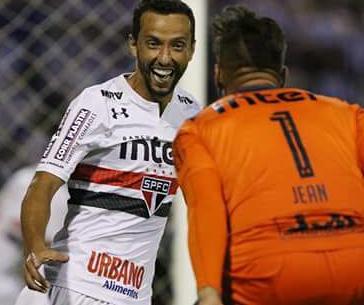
[119,73,183,125]
[119,73,160,115]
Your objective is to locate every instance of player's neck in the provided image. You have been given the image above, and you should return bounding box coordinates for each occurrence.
[225,72,281,95]
[127,72,172,113]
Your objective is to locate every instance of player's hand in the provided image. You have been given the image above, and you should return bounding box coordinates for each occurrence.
[24,248,69,293]
[196,287,224,305]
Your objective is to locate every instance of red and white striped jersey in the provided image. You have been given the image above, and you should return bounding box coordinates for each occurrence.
[36,73,201,305]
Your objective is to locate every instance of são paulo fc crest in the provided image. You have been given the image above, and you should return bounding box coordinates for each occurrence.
[141,176,171,216]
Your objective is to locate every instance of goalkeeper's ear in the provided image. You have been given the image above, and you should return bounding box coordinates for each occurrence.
[128,33,137,58]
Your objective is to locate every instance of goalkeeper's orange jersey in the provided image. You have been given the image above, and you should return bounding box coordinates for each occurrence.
[173,86,364,293]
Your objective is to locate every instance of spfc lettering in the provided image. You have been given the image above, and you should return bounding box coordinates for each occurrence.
[142,177,170,194]
[120,139,173,165]
[141,177,171,215]
[101,90,123,100]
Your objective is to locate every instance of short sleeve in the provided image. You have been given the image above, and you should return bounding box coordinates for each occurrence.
[36,90,107,182]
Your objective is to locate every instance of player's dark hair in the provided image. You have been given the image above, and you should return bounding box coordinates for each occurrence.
[132,0,195,43]
[212,5,287,76]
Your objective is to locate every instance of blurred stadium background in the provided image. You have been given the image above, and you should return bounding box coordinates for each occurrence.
[1,0,364,305]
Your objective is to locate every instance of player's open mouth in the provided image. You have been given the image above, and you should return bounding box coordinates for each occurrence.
[151,68,174,84]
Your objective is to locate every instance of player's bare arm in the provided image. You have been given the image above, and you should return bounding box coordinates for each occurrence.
[197,287,223,305]
[21,171,69,293]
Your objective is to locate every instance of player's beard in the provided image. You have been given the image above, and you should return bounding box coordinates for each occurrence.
[138,57,187,98]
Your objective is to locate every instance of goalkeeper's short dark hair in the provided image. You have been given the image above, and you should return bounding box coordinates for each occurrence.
[212,5,287,76]
[132,0,195,43]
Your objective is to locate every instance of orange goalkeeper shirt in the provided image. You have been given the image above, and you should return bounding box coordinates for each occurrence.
[173,86,364,294]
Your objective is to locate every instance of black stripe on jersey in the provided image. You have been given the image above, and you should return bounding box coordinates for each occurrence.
[68,188,171,218]
[307,92,317,100]
[155,201,172,217]
[212,102,226,114]
[228,99,239,109]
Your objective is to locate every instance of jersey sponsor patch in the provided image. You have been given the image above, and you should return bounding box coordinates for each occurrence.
[211,89,318,114]
[54,109,91,161]
[42,108,72,159]
[274,211,364,238]
[120,139,173,166]
[101,90,123,100]
[87,250,144,299]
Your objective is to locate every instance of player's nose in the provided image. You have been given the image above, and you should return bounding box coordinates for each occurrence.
[157,45,172,66]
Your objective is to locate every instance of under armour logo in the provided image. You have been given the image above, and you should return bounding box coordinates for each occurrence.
[111,107,129,119]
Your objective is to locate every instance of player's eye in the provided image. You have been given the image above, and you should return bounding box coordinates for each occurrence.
[146,40,160,49]
[172,41,186,51]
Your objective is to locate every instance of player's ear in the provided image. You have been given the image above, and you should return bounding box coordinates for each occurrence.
[280,66,289,87]
[214,63,225,97]
[188,40,196,62]
[128,34,137,58]
[214,64,220,86]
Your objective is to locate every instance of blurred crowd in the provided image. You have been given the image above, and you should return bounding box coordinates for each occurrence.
[1,1,364,305]
[208,0,364,104]
[0,0,133,185]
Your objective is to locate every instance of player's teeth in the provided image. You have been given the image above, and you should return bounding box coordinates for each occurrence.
[153,69,173,76]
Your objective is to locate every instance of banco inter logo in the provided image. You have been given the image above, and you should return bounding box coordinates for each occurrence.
[119,139,173,165]
[101,90,123,100]
[141,177,171,215]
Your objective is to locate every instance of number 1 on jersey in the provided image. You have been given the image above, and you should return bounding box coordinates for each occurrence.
[270,111,314,178]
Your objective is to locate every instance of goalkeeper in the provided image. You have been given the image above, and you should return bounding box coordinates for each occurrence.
[174,5,364,305]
